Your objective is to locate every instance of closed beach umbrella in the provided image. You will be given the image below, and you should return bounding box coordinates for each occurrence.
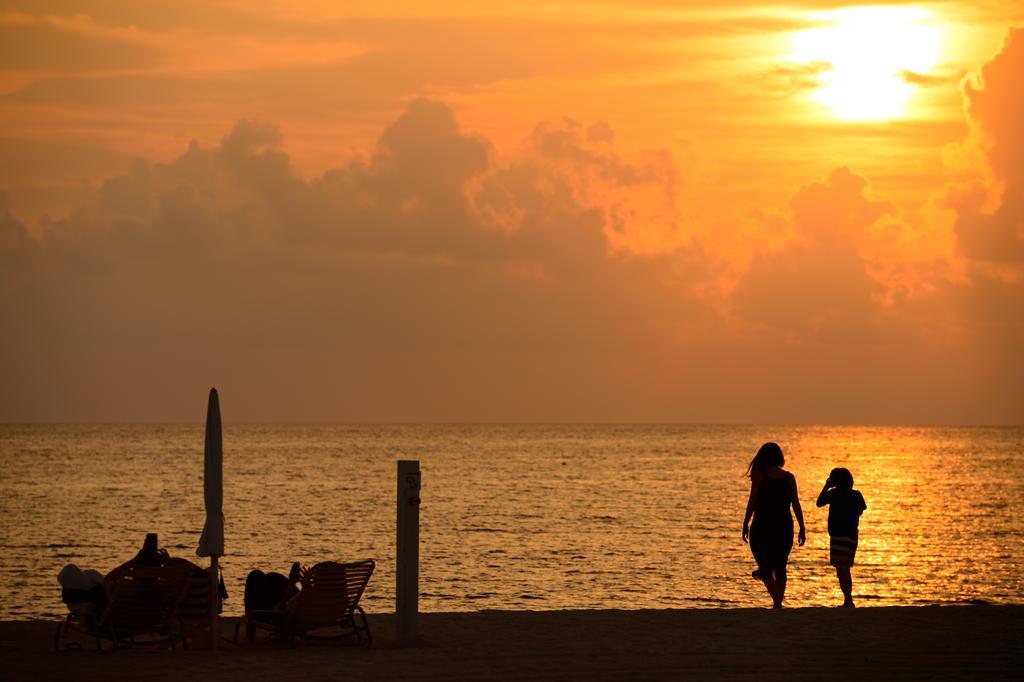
[197,387,224,648]
[197,387,224,556]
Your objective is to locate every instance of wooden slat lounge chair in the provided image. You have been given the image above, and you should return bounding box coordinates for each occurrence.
[175,563,228,645]
[235,559,375,647]
[54,563,191,651]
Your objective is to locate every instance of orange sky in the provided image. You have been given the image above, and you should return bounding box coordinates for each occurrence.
[1,1,1022,423]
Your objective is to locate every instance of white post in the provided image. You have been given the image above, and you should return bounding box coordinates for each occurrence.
[396,460,421,647]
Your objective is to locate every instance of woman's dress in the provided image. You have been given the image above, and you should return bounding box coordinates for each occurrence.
[750,472,794,574]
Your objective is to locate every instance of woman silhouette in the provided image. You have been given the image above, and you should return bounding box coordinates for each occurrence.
[742,442,806,607]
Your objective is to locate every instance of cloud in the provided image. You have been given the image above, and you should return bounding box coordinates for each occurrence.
[722,28,1024,424]
[0,80,1021,424]
[937,29,1024,414]
[724,148,1021,424]
[0,99,703,422]
[899,69,954,87]
[948,28,1024,266]
[0,14,164,72]
[492,117,689,255]
[730,168,894,341]
[757,61,831,97]
[0,192,38,268]
[0,15,673,114]
[936,29,1024,344]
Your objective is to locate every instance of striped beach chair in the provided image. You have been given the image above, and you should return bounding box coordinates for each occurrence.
[175,563,227,645]
[236,559,375,647]
[54,563,190,651]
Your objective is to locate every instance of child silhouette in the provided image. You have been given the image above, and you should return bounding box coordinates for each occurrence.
[816,467,867,607]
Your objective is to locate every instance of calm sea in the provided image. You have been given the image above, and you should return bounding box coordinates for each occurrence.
[0,424,1021,619]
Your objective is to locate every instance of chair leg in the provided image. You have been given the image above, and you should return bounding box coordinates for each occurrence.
[357,607,372,648]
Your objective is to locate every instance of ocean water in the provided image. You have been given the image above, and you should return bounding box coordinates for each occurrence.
[0,424,1021,619]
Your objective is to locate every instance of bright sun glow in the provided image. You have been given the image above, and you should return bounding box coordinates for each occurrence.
[791,6,943,121]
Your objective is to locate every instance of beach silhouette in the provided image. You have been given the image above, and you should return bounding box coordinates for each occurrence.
[742,442,806,608]
[0,419,1019,678]
[1,1,1023,679]
[817,467,867,607]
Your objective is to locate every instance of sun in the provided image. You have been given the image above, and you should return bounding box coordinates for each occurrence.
[791,6,943,121]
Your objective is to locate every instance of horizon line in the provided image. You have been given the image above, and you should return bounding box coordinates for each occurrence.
[2,420,1022,429]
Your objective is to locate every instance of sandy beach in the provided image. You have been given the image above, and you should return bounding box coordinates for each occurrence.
[2,606,1021,680]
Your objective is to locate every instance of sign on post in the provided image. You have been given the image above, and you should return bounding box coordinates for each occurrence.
[396,460,421,647]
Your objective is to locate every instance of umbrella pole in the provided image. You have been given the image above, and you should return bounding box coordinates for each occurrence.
[209,555,219,650]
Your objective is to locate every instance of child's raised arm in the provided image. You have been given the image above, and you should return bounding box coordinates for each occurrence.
[815,477,832,507]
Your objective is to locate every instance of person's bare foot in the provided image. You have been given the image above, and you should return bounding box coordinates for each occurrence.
[841,600,855,608]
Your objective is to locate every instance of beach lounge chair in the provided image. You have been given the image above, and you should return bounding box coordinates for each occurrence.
[175,563,228,644]
[53,563,191,651]
[235,559,375,647]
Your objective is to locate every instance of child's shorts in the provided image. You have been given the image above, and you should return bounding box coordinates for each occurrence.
[829,535,857,567]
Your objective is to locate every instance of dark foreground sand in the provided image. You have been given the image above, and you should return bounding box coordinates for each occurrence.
[2,606,1022,680]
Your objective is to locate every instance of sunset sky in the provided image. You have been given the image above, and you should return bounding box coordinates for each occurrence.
[1,1,1021,424]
